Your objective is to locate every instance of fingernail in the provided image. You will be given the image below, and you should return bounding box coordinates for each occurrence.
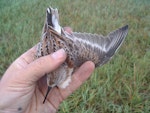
[51,49,66,59]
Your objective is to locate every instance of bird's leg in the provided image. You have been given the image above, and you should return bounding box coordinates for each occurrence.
[43,86,52,104]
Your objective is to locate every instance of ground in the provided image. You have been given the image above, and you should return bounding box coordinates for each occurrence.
[0,0,149,112]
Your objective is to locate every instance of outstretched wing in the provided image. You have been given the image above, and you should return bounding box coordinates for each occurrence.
[71,25,128,67]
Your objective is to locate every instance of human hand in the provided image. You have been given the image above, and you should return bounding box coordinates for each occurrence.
[0,28,95,113]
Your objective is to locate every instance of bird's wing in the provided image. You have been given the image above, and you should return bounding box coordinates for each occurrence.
[71,25,128,67]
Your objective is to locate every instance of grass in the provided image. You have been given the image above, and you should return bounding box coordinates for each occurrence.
[0,0,150,112]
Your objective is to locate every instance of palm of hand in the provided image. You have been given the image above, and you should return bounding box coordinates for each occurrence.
[0,45,94,113]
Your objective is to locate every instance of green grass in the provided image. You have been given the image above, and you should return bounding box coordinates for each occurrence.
[0,0,150,112]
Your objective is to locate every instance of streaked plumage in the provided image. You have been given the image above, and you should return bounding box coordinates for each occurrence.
[36,7,128,103]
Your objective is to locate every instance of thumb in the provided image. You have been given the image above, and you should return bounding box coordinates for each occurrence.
[22,49,66,83]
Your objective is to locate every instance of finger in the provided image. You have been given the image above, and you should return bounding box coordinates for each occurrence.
[59,61,95,99]
[13,46,37,70]
[20,49,67,83]
[63,27,73,34]
[4,46,37,73]
[15,26,72,66]
[42,61,95,108]
[18,45,37,64]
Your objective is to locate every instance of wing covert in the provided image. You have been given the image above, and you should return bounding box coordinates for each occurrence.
[70,25,128,67]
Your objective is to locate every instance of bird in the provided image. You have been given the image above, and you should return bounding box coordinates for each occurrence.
[36,7,128,103]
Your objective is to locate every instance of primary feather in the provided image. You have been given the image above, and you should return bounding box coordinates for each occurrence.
[68,25,128,67]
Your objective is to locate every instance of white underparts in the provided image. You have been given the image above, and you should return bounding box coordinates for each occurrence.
[59,68,73,89]
[59,76,71,89]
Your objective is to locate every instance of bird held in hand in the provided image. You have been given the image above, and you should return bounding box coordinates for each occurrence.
[36,7,128,103]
